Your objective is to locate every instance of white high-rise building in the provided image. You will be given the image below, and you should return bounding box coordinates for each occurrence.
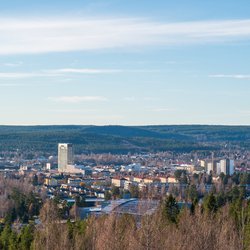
[58,143,73,172]
[220,159,228,175]
[220,159,235,175]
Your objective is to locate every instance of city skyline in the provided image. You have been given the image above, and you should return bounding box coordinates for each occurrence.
[1,0,250,125]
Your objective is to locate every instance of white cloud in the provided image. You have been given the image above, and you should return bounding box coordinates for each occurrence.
[1,17,250,54]
[3,61,23,67]
[0,72,56,78]
[50,108,98,113]
[48,96,108,103]
[209,74,250,79]
[0,83,29,87]
[53,68,122,74]
[0,67,160,80]
[0,68,122,79]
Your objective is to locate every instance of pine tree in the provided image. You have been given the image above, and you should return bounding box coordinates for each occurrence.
[18,225,34,250]
[203,193,217,213]
[162,194,179,224]
[8,231,18,250]
[0,224,12,250]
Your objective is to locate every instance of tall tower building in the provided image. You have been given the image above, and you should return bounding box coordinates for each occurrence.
[220,159,229,175]
[58,143,73,172]
[220,159,234,175]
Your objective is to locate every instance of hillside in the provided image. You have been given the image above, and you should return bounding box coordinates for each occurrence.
[0,125,249,154]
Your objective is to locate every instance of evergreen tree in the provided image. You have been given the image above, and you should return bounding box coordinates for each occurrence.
[187,184,198,203]
[18,225,34,250]
[244,203,250,249]
[216,192,226,208]
[32,174,38,186]
[0,224,12,250]
[203,193,217,213]
[4,208,17,224]
[162,194,179,224]
[8,231,18,250]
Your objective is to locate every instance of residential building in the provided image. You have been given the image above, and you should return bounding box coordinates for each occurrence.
[220,159,235,175]
[112,177,127,188]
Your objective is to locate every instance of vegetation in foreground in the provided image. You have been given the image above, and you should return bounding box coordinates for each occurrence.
[1,173,250,249]
[1,191,250,249]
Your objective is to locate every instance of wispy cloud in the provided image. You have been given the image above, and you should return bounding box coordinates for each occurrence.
[48,96,108,103]
[209,74,250,79]
[53,68,122,74]
[50,108,98,113]
[0,83,30,87]
[1,17,250,55]
[0,72,56,78]
[0,67,159,79]
[0,68,122,79]
[3,61,23,67]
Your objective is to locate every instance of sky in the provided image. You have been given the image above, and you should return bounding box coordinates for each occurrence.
[0,0,250,125]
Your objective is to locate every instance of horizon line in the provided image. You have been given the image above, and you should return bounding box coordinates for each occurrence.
[0,123,249,127]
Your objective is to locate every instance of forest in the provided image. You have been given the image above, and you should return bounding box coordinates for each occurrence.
[1,173,250,249]
[1,192,250,250]
[1,124,250,154]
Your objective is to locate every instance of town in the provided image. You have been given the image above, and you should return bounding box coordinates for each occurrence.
[1,142,250,222]
[1,0,250,248]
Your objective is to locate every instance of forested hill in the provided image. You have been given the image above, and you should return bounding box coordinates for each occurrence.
[0,125,249,154]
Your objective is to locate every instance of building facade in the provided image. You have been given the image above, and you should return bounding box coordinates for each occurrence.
[220,159,235,175]
[58,143,73,172]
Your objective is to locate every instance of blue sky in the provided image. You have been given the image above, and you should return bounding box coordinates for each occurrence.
[0,0,250,125]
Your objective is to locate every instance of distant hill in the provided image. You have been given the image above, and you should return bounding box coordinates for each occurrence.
[83,125,190,140]
[143,125,250,142]
[0,125,249,154]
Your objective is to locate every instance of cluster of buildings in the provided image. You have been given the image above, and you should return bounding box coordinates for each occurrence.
[111,175,178,190]
[12,143,248,193]
[1,142,250,219]
[201,158,235,175]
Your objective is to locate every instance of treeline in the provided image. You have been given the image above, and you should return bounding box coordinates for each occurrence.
[4,124,249,154]
[145,125,250,142]
[0,224,34,250]
[1,173,250,249]
[1,193,250,250]
[0,175,43,221]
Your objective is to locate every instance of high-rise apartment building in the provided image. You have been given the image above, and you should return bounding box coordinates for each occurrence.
[220,159,234,175]
[206,160,218,174]
[58,143,73,172]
